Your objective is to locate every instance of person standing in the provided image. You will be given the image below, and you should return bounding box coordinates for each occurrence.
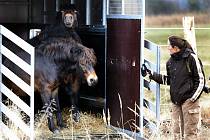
[142,36,205,140]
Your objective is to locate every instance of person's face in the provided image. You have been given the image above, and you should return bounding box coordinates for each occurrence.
[167,40,180,54]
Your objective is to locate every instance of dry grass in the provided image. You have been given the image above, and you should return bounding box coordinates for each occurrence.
[1,93,210,140]
[200,94,210,128]
[35,108,126,140]
[1,87,210,140]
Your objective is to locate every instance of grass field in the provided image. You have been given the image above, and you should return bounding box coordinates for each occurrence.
[145,28,210,77]
[145,12,210,75]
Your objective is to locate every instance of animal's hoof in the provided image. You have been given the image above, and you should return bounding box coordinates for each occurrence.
[52,129,60,134]
[72,112,80,122]
[58,123,67,129]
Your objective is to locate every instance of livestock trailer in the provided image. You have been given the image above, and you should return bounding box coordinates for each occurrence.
[0,0,160,139]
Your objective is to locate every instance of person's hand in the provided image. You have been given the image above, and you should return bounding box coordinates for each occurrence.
[141,64,151,77]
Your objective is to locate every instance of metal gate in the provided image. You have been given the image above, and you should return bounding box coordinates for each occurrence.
[0,25,35,140]
[140,39,160,137]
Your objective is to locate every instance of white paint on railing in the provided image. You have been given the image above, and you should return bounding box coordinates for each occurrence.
[1,45,32,75]
[0,25,34,140]
[1,83,31,116]
[0,25,33,54]
[1,64,31,96]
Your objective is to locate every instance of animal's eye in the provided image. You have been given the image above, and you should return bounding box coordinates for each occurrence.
[80,64,86,71]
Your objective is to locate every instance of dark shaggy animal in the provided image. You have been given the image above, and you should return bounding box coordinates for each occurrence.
[3,37,97,133]
[2,6,95,133]
[30,7,85,131]
[28,7,81,46]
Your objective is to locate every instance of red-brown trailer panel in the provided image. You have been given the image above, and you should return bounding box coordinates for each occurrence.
[106,18,141,130]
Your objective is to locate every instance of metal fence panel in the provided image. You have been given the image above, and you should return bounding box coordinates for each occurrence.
[141,39,160,135]
[0,25,34,140]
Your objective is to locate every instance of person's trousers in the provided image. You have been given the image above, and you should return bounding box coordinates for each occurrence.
[171,99,201,140]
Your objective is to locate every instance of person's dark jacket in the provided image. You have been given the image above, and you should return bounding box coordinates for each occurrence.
[150,48,205,105]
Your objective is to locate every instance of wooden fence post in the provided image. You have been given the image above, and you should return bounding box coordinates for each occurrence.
[183,16,197,55]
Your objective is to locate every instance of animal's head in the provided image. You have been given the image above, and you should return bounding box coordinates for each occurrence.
[71,46,98,86]
[61,9,78,28]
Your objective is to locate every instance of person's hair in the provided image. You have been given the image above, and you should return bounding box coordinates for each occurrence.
[168,35,192,50]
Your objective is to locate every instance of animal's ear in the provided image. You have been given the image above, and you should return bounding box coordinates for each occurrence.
[61,11,65,20]
[90,48,94,52]
[90,48,95,55]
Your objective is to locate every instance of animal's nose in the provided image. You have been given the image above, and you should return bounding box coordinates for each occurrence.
[87,73,98,86]
[90,78,98,86]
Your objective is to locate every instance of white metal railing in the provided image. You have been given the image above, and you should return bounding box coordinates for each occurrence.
[0,25,35,140]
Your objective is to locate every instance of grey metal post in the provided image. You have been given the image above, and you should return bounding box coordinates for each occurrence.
[122,0,125,15]
[156,46,160,130]
[140,0,145,137]
[106,0,109,15]
[71,0,75,4]
[56,0,60,12]
[102,0,106,26]
[43,0,47,24]
[86,0,91,25]
[28,0,32,22]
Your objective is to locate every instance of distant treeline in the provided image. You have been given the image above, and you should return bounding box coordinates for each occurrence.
[146,0,210,16]
[145,13,210,27]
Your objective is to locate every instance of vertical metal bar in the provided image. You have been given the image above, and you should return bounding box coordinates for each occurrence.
[140,0,145,137]
[156,46,160,130]
[43,0,47,24]
[104,33,107,114]
[106,0,109,15]
[122,0,125,15]
[28,0,32,23]
[71,0,75,4]
[104,0,107,114]
[30,47,35,140]
[102,0,106,26]
[0,25,2,121]
[86,0,91,25]
[56,0,60,12]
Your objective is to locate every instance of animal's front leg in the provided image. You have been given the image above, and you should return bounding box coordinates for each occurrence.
[71,93,80,122]
[40,93,59,134]
[70,78,80,122]
[65,84,80,122]
[53,88,66,128]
